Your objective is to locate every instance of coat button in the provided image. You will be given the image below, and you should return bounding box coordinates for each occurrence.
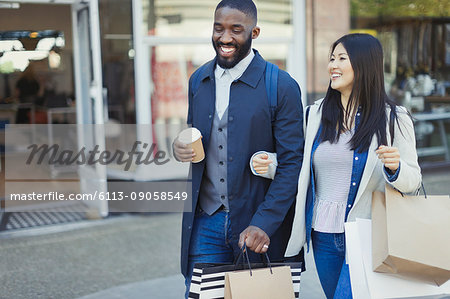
[218,128,223,132]
[229,157,233,162]
[220,178,225,183]
[209,114,212,119]
[188,225,192,230]
[219,145,223,150]
[229,116,234,122]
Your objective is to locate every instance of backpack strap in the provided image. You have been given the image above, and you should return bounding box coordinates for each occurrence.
[265,62,279,121]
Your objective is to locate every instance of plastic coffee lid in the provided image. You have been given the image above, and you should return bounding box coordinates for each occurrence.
[178,127,201,144]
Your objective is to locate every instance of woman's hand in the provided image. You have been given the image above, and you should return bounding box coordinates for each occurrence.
[252,153,272,174]
[376,145,400,172]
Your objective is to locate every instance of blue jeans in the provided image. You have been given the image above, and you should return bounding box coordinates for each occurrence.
[184,208,237,298]
[312,230,353,299]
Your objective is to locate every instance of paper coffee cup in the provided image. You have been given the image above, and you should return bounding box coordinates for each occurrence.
[178,127,205,163]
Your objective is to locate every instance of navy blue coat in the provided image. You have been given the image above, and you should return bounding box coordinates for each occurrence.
[181,50,304,276]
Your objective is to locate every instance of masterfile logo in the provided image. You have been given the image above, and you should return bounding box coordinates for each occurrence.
[3,124,192,213]
[26,141,170,171]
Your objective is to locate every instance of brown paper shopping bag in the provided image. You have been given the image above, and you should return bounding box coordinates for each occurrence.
[372,184,450,286]
[189,261,302,299]
[224,265,295,299]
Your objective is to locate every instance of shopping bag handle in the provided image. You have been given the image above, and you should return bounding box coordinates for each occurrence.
[421,182,428,199]
[395,182,427,199]
[260,250,274,274]
[235,244,273,276]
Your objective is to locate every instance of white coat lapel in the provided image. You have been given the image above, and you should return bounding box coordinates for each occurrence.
[299,103,321,189]
[353,136,379,205]
[306,104,322,148]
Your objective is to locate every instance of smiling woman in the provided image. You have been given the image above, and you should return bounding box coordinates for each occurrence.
[251,33,422,299]
[328,43,354,103]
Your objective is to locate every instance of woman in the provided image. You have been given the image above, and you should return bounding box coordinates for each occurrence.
[251,33,421,298]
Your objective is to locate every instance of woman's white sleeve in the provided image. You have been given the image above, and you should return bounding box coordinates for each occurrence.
[385,108,422,194]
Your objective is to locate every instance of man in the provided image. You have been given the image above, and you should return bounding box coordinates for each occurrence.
[173,0,304,295]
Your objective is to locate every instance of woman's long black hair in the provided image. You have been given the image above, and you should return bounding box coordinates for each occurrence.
[319,33,398,153]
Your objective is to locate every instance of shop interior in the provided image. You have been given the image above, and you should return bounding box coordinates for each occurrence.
[0,1,136,224]
[0,1,134,126]
[353,12,450,167]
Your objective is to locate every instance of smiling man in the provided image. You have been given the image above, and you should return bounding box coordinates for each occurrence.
[173,1,304,296]
[212,3,255,69]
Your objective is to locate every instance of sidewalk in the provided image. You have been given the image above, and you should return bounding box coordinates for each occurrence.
[0,169,448,299]
[77,249,325,299]
[0,213,325,299]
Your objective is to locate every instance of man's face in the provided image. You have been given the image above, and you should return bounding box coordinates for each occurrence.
[212,7,260,69]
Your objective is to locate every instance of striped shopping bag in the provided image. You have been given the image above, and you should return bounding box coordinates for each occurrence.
[188,261,303,299]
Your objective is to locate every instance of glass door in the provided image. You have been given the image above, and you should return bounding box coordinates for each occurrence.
[72,0,108,217]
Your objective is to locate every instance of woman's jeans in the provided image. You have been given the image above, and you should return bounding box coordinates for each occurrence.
[312,230,353,299]
[184,207,236,299]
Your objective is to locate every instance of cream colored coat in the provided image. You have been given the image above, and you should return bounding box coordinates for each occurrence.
[284,99,422,257]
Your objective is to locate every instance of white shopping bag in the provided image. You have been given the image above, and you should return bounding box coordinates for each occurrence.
[344,219,450,299]
[344,221,371,298]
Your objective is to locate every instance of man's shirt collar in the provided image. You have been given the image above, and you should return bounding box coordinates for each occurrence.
[214,50,255,81]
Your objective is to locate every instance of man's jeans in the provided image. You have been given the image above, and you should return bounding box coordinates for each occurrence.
[184,208,237,298]
[312,230,353,299]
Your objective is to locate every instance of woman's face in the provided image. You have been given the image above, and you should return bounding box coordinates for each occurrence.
[328,43,354,97]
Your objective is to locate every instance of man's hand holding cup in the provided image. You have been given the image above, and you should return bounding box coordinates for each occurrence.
[174,127,205,163]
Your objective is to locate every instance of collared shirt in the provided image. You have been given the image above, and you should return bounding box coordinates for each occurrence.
[214,50,255,119]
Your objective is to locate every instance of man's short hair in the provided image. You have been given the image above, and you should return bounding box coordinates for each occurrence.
[215,0,257,24]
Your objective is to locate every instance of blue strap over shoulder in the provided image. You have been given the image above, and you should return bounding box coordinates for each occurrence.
[265,62,279,121]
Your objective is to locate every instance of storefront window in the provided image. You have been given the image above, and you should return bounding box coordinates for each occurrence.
[99,0,136,124]
[351,0,450,165]
[0,4,74,125]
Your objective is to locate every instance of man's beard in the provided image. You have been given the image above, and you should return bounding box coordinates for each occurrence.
[212,33,252,69]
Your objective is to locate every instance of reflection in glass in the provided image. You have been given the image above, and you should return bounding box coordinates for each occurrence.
[99,0,135,124]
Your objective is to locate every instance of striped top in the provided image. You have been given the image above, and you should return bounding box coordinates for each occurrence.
[312,129,354,233]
